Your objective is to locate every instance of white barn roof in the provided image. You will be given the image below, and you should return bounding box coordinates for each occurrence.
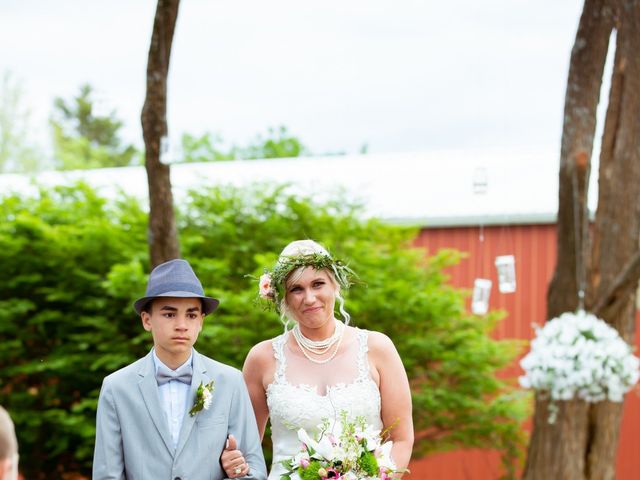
[0,149,597,227]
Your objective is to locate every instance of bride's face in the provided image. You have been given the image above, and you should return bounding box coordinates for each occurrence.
[285,267,337,334]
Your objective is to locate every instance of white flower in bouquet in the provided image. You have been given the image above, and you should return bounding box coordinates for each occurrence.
[297,426,337,461]
[374,441,395,473]
[519,310,640,420]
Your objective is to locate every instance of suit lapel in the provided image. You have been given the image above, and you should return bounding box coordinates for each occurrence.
[175,349,209,459]
[138,352,175,457]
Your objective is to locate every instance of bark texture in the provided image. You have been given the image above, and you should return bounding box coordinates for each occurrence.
[524,1,640,479]
[547,0,615,320]
[141,0,181,267]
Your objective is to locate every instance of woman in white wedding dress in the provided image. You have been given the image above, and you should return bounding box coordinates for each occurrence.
[222,240,413,479]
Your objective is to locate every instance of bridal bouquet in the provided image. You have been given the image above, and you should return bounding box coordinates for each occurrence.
[279,412,402,480]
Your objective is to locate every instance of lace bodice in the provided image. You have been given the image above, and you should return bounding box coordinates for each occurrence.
[265,328,382,479]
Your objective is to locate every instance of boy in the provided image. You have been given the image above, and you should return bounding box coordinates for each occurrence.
[93,259,266,479]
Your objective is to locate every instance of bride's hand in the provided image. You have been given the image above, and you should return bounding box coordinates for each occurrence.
[221,434,250,478]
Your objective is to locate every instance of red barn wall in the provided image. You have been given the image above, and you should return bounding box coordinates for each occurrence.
[408,223,640,479]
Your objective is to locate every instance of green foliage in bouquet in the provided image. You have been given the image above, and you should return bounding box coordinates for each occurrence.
[298,460,324,480]
[358,451,379,476]
[0,182,528,479]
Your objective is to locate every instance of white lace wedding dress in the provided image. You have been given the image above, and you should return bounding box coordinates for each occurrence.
[265,328,383,479]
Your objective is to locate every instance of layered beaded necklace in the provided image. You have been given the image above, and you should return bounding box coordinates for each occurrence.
[292,320,345,364]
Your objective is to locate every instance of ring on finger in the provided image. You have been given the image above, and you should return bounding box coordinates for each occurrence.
[234,466,242,475]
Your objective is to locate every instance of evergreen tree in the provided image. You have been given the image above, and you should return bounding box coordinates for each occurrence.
[50,84,138,170]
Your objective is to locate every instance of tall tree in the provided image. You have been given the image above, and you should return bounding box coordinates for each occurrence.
[141,0,181,267]
[51,83,138,170]
[524,1,640,478]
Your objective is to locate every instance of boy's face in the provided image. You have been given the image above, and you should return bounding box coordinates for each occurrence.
[141,297,204,367]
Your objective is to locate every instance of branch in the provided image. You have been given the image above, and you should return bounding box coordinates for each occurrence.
[592,249,640,318]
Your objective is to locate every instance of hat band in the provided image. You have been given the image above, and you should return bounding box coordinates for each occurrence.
[146,281,205,297]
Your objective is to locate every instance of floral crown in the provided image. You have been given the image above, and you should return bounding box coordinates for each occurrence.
[258,252,356,311]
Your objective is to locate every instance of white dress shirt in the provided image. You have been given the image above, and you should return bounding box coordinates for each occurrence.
[152,349,193,450]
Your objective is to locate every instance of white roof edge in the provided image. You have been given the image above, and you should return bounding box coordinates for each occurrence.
[385,209,597,228]
[385,213,558,228]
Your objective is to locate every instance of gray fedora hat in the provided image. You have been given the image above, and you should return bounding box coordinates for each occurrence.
[133,259,219,315]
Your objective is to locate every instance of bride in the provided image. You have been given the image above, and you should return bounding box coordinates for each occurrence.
[222,240,413,478]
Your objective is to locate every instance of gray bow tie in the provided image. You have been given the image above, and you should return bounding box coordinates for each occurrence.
[156,364,193,386]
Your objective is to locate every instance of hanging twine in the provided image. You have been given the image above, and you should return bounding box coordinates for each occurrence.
[571,151,591,311]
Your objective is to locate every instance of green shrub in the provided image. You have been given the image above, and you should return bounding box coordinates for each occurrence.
[0,183,527,479]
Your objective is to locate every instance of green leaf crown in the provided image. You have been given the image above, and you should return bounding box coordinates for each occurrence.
[262,252,357,312]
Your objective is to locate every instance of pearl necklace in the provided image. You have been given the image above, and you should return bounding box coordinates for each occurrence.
[292,320,345,364]
[293,320,344,354]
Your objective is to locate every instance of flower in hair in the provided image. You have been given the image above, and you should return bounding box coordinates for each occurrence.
[259,273,275,300]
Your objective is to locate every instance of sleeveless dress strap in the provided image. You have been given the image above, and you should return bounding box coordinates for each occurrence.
[355,328,370,381]
[272,332,289,385]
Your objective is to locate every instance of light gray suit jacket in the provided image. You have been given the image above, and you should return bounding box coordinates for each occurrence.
[93,349,267,480]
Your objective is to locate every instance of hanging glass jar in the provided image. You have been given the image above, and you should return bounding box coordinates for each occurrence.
[472,278,492,315]
[495,255,516,293]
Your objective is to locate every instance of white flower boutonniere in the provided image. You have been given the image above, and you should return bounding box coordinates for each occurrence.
[189,380,215,417]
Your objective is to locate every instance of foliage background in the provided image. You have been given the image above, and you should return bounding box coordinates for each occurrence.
[0,183,528,479]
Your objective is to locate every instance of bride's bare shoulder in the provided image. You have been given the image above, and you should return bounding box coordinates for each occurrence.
[364,330,398,355]
[245,338,278,367]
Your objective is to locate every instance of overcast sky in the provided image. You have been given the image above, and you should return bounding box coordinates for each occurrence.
[2,0,586,158]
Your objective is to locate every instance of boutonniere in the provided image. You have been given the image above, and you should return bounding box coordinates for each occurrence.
[189,380,215,417]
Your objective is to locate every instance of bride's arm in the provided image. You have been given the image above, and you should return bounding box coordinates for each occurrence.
[242,341,273,440]
[369,331,414,475]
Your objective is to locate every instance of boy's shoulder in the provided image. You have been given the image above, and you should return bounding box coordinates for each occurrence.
[102,355,149,387]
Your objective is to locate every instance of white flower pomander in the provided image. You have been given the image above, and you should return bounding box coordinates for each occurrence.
[519,310,640,404]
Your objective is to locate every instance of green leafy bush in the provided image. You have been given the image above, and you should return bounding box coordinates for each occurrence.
[0,183,527,479]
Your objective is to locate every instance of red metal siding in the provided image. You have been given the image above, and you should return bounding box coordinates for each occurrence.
[409,224,640,479]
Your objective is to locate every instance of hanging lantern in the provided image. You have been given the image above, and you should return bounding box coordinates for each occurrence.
[472,278,492,315]
[495,255,516,293]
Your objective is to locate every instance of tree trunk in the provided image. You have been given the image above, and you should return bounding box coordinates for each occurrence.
[546,0,614,320]
[141,0,181,267]
[524,1,640,479]
[585,2,640,475]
